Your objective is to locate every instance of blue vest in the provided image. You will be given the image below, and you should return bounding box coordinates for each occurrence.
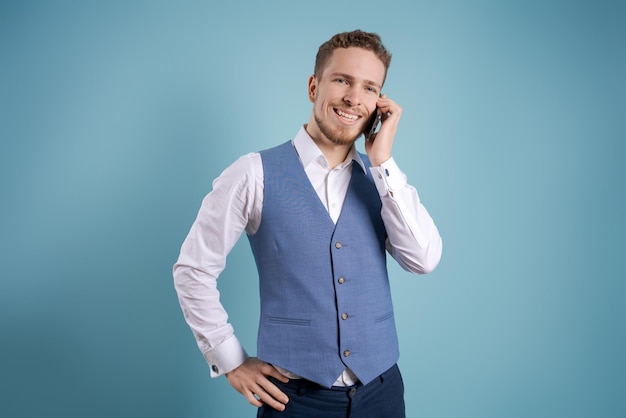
[248,141,399,388]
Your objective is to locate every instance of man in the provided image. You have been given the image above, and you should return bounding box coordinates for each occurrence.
[174,30,442,417]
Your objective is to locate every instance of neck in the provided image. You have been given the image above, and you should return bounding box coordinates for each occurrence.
[304,123,353,169]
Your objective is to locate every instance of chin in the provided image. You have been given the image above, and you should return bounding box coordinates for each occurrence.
[328,134,360,146]
[315,114,362,146]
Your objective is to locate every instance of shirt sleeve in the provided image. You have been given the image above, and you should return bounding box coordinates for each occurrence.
[173,153,262,377]
[369,157,443,274]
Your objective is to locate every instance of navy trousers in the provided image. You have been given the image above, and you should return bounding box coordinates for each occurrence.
[257,364,405,418]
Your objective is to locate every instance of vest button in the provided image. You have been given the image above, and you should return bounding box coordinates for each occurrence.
[343,350,351,357]
[341,313,348,320]
[335,242,342,249]
[338,277,345,284]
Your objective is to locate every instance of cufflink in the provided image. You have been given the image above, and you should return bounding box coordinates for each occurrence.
[211,364,219,374]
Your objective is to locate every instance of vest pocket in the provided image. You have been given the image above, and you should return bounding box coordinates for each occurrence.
[375,311,394,323]
[267,316,311,326]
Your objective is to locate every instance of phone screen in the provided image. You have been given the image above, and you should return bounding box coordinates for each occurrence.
[364,107,382,141]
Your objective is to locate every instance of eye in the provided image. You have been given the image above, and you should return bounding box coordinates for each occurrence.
[335,78,348,85]
[366,86,378,94]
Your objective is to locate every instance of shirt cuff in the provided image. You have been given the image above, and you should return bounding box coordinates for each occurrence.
[369,157,407,196]
[203,334,249,378]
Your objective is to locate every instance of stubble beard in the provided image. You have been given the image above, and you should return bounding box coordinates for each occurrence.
[314,110,362,146]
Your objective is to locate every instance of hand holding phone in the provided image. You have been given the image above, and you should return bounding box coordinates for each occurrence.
[364,107,382,141]
[363,93,401,167]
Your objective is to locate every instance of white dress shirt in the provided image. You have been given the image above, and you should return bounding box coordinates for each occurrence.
[173,125,442,386]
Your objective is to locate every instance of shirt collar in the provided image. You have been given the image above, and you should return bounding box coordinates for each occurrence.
[292,125,367,173]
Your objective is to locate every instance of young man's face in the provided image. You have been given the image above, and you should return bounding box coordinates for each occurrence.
[308,47,386,146]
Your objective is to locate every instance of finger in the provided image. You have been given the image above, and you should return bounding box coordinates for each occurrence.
[259,378,289,405]
[262,364,290,383]
[253,383,288,411]
[244,389,264,408]
[379,103,401,125]
[376,104,395,122]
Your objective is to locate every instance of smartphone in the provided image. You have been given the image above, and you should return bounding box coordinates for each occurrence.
[364,107,382,141]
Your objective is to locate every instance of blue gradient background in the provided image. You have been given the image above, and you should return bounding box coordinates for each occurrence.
[1,1,624,417]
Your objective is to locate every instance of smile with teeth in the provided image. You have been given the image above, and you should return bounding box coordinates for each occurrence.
[335,109,360,122]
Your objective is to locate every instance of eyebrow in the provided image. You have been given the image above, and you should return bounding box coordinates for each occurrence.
[330,72,382,90]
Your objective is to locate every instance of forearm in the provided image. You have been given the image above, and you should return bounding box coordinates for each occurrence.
[380,187,442,273]
[173,153,261,376]
[173,263,249,376]
[370,158,442,274]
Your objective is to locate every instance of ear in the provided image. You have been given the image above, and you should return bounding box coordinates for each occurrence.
[307,75,317,103]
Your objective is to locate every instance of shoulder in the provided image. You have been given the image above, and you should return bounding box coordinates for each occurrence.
[259,141,294,159]
[212,152,262,191]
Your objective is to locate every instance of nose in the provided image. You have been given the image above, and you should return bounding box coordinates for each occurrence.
[343,87,361,107]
